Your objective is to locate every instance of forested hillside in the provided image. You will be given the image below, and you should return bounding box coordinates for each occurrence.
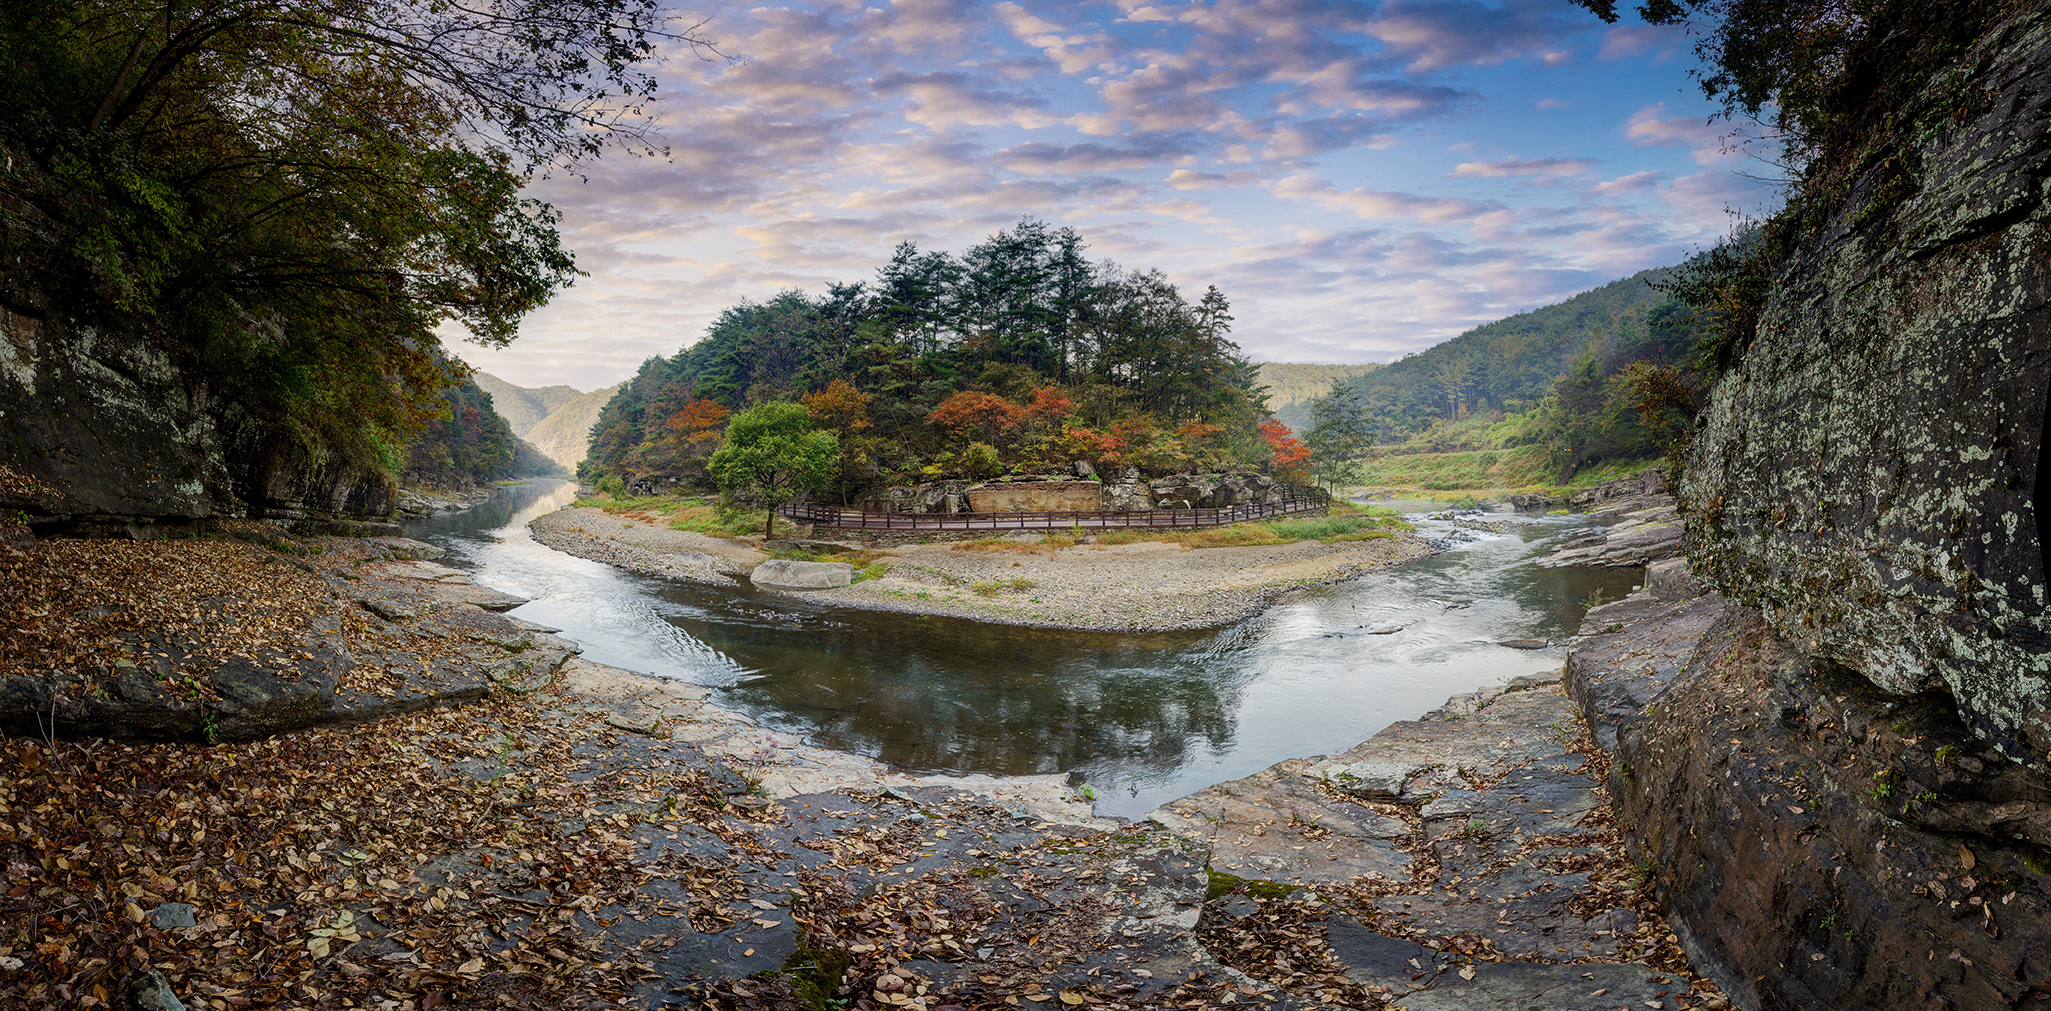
[582,218,1271,498]
[524,383,623,473]
[1261,363,1381,433]
[401,378,566,490]
[1334,264,1710,477]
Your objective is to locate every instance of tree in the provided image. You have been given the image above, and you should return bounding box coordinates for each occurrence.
[707,402,838,539]
[1305,384,1375,492]
[1565,0,1877,162]
[0,0,709,470]
[1257,418,1311,485]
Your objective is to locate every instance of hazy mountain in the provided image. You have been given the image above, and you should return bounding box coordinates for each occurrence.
[1258,362,1383,434]
[473,371,587,437]
[522,382,623,473]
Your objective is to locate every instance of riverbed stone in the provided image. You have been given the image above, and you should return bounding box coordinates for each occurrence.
[148,902,197,929]
[750,559,854,590]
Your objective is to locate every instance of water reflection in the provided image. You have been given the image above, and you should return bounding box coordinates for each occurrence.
[408,481,1640,818]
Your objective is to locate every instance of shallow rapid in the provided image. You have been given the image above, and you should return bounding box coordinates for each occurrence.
[406,480,1638,818]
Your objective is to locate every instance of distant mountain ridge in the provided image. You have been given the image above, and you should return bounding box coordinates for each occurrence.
[472,372,587,436]
[473,372,622,473]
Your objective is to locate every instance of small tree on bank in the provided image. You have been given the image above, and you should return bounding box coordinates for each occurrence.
[1306,383,1375,492]
[708,402,838,539]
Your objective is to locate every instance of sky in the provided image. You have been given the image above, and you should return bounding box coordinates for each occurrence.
[455,0,1781,393]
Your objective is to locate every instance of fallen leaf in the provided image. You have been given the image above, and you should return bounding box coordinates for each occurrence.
[1459,965,1475,980]
[1959,844,1976,871]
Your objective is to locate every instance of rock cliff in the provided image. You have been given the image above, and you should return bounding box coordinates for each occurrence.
[1680,9,2051,765]
[0,283,397,533]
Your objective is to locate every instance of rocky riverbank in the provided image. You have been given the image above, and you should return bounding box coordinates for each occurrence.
[0,522,1726,1011]
[528,505,1437,632]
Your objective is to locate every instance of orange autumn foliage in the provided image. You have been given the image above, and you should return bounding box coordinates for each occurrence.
[802,378,873,432]
[1258,417,1310,482]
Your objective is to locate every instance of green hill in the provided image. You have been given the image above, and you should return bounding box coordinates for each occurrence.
[1341,266,1697,432]
[1258,362,1382,434]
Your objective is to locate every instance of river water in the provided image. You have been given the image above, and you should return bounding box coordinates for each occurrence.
[405,479,1638,819]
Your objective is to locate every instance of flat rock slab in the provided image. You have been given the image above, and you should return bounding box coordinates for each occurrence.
[1563,594,1732,752]
[750,559,854,590]
[1148,754,1415,887]
[1539,503,1681,568]
[1387,960,1678,1011]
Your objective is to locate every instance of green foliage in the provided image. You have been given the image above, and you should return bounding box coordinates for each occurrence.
[707,402,838,538]
[1305,383,1375,491]
[401,377,562,489]
[0,0,693,475]
[580,217,1270,494]
[1331,266,1707,467]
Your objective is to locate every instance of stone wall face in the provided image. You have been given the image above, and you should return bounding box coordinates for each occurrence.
[965,480,1103,513]
[1568,597,2051,1011]
[1681,13,2051,764]
[0,287,395,532]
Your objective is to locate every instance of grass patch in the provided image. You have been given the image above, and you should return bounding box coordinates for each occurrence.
[571,492,770,540]
[971,576,1037,596]
[1073,502,1408,549]
[1347,445,1662,500]
[1206,869,1294,902]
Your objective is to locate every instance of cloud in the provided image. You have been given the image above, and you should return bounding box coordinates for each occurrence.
[1164,168,1263,189]
[1625,103,1741,164]
[1448,156,1597,178]
[994,137,1197,175]
[1591,170,1665,194]
[1597,23,1684,61]
[1273,174,1502,225]
[876,71,1052,130]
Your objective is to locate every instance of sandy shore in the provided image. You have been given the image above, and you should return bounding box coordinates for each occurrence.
[529,505,1439,631]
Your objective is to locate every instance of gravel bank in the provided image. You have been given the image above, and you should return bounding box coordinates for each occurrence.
[529,506,763,585]
[529,505,1438,631]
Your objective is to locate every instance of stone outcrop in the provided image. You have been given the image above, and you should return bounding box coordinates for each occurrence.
[964,478,1103,512]
[1677,11,2051,764]
[1100,467,1152,511]
[1147,671,1699,1007]
[749,558,853,590]
[0,288,396,534]
[1567,580,2051,1010]
[1541,501,1683,568]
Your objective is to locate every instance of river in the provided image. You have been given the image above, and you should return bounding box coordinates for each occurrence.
[404,479,1638,819]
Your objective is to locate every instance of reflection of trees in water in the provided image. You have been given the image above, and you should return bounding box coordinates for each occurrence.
[708,613,1246,779]
[404,480,577,540]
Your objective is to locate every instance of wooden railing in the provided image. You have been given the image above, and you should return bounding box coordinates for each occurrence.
[780,486,1331,531]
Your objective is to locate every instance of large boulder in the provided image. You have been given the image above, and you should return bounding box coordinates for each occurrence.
[1680,11,2051,764]
[750,559,853,590]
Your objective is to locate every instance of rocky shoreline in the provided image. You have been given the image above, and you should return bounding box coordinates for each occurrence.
[528,504,1439,632]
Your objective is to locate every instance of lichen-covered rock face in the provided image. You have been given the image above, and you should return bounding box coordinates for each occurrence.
[1681,14,2051,764]
[0,289,395,531]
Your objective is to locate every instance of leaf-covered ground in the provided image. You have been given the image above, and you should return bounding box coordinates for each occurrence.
[2,529,1724,1010]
